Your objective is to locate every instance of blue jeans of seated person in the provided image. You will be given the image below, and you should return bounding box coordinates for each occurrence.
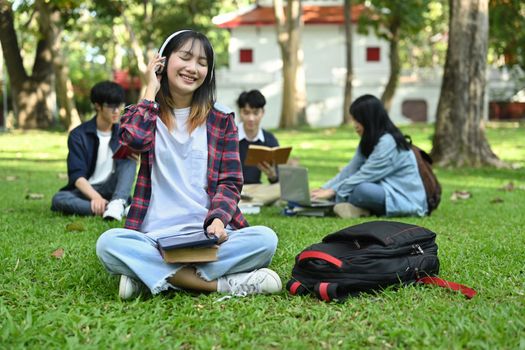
[348,182,386,215]
[96,226,278,295]
[51,159,136,216]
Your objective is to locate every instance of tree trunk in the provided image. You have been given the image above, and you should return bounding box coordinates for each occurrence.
[295,41,307,126]
[342,0,353,125]
[54,56,81,131]
[431,0,503,167]
[42,2,81,131]
[280,60,295,128]
[380,19,400,112]
[274,0,307,128]
[0,0,55,129]
[122,18,147,91]
[119,1,155,99]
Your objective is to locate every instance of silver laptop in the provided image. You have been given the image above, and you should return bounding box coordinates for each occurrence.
[278,165,335,207]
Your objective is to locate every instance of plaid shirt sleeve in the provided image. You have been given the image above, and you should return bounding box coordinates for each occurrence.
[205,111,248,229]
[121,99,159,231]
[119,99,159,152]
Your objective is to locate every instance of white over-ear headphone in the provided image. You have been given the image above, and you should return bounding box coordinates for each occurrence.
[158,30,215,81]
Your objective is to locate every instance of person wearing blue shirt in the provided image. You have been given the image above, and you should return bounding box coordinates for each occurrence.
[51,81,137,221]
[237,90,280,205]
[311,94,428,218]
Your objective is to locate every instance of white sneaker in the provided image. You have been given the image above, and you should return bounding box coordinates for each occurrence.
[118,275,147,300]
[103,199,126,221]
[218,268,282,296]
[333,203,371,219]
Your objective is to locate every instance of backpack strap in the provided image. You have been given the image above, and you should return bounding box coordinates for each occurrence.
[314,282,340,302]
[298,251,343,268]
[286,280,309,296]
[417,276,477,299]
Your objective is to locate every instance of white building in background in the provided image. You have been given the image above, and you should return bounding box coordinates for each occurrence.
[213,1,522,128]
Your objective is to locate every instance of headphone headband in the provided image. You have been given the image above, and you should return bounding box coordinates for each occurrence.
[158,30,191,57]
[157,30,215,81]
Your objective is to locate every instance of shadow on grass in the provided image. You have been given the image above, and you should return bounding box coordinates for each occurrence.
[0,157,64,163]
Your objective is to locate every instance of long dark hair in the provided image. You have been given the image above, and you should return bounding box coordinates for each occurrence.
[156,30,216,133]
[350,94,410,157]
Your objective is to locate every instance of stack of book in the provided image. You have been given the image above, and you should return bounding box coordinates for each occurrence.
[157,232,219,263]
[238,201,263,215]
[283,203,334,217]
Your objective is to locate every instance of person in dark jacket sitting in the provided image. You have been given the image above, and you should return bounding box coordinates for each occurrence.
[237,90,280,205]
[51,81,137,221]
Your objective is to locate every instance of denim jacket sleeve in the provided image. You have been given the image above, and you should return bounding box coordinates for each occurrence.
[331,135,397,199]
[322,147,365,190]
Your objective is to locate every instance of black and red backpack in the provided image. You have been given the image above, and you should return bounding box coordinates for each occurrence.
[286,221,476,302]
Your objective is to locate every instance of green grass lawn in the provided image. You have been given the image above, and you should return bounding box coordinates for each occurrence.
[1,124,524,349]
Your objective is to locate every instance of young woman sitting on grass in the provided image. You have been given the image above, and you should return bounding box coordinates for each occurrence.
[96,30,281,300]
[311,94,427,218]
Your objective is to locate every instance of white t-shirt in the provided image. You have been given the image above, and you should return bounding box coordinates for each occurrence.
[88,130,113,185]
[141,108,209,239]
[237,122,265,142]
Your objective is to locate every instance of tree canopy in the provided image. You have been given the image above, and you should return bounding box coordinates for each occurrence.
[489,0,525,70]
[0,0,522,132]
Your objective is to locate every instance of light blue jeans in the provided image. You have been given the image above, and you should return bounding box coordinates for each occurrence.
[348,182,386,215]
[51,159,136,216]
[96,226,278,295]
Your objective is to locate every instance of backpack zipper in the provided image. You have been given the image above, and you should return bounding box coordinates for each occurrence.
[412,244,424,255]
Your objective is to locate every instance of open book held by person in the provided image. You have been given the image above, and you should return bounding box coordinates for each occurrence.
[157,232,219,263]
[244,145,292,166]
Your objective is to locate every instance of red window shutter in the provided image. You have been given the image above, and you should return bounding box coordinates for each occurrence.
[366,47,380,62]
[239,49,253,63]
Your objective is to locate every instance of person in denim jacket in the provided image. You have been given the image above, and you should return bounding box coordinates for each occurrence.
[311,95,427,218]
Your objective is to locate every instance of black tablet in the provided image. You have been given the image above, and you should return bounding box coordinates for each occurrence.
[157,232,218,251]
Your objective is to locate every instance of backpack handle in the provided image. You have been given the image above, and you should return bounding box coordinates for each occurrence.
[298,251,343,268]
[417,276,477,299]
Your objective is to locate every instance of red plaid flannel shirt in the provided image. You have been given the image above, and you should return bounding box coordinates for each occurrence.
[120,99,248,232]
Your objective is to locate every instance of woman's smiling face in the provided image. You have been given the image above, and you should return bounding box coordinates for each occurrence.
[166,39,209,98]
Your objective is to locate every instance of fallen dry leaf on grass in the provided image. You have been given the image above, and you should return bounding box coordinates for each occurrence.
[65,222,85,232]
[26,193,44,200]
[499,182,515,191]
[450,190,472,201]
[51,248,64,259]
[6,175,18,181]
[323,128,337,136]
[490,197,504,204]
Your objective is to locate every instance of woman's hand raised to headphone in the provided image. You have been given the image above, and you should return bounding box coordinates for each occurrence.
[143,54,165,100]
